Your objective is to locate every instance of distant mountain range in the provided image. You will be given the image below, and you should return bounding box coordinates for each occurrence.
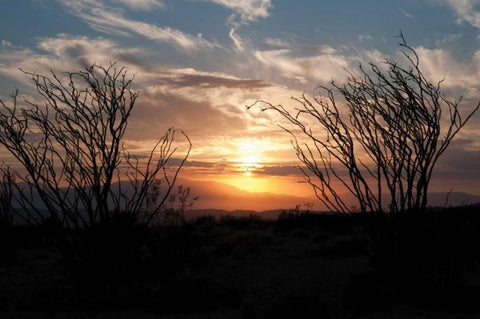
[182,187,480,220]
[178,178,480,211]
[176,179,314,211]
[11,178,480,214]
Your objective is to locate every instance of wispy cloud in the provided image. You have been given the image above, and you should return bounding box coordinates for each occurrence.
[145,68,271,90]
[436,33,462,46]
[228,23,248,51]
[400,8,413,18]
[37,34,120,58]
[0,35,295,165]
[254,48,353,84]
[301,45,336,55]
[116,0,166,11]
[410,45,480,97]
[207,0,272,22]
[358,34,373,42]
[1,40,13,48]
[0,35,146,90]
[265,37,291,48]
[206,0,272,51]
[439,0,480,28]
[58,0,214,52]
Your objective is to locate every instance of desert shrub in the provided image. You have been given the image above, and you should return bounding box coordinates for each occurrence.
[250,35,480,306]
[0,63,191,290]
[276,205,317,233]
[250,34,479,214]
[147,184,198,227]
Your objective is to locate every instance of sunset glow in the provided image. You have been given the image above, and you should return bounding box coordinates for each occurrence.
[3,3,479,316]
[1,1,480,210]
[237,140,263,177]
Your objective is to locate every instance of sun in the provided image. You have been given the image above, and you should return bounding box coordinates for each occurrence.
[218,138,276,193]
[237,143,262,176]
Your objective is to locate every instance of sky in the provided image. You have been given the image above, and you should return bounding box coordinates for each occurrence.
[1,0,480,209]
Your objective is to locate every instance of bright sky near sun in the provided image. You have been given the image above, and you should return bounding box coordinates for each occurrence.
[1,0,480,202]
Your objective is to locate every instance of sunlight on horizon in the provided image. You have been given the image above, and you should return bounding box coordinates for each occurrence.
[217,175,313,197]
[236,139,265,177]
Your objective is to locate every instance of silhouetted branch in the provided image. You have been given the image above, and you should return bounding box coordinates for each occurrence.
[0,165,14,226]
[249,35,479,214]
[0,63,191,227]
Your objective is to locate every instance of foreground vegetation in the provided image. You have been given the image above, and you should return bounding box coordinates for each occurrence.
[1,205,480,318]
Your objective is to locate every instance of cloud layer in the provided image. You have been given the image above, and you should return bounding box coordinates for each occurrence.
[1,1,480,196]
[58,0,214,51]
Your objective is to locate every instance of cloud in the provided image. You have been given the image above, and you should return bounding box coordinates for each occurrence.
[411,46,480,97]
[435,33,462,46]
[58,0,214,52]
[116,0,165,11]
[1,40,13,48]
[229,25,248,51]
[0,35,295,158]
[138,67,289,112]
[146,68,271,89]
[208,0,272,22]
[0,35,150,94]
[256,165,301,176]
[37,34,120,58]
[133,93,245,140]
[301,45,336,55]
[250,40,480,101]
[123,67,301,165]
[7,33,478,181]
[0,40,282,164]
[115,67,297,163]
[432,140,480,194]
[206,0,272,51]
[400,8,413,18]
[439,0,480,28]
[358,34,373,42]
[265,37,291,48]
[254,48,352,84]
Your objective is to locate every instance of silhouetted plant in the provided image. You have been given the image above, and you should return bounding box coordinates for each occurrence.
[0,165,14,227]
[249,34,479,214]
[0,63,191,227]
[0,165,15,264]
[276,205,309,233]
[249,35,480,304]
[0,63,191,289]
[156,184,198,226]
